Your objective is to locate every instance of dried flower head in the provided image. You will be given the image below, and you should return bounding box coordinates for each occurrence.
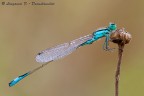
[110,28,132,44]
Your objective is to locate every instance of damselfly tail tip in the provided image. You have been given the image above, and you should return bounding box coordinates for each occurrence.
[9,72,30,87]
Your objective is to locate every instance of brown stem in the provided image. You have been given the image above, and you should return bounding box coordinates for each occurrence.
[110,28,131,96]
[115,43,125,96]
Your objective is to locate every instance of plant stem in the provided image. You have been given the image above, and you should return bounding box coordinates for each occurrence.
[115,43,125,96]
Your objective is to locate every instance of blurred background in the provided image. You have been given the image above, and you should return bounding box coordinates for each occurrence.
[0,0,143,96]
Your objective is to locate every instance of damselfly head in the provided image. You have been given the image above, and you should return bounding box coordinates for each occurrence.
[108,23,117,31]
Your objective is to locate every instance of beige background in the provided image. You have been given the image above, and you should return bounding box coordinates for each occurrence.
[0,0,143,96]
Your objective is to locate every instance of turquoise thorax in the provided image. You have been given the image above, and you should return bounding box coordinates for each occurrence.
[80,23,117,46]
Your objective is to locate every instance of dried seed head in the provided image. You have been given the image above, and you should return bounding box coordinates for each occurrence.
[110,28,132,44]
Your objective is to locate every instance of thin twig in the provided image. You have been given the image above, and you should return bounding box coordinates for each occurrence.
[115,43,124,96]
[110,28,132,96]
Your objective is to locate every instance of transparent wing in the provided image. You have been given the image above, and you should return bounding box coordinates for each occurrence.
[36,34,93,63]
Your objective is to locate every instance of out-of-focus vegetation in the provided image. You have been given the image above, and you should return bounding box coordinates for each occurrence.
[0,0,143,96]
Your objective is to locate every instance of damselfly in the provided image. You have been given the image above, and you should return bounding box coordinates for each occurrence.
[9,23,117,87]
